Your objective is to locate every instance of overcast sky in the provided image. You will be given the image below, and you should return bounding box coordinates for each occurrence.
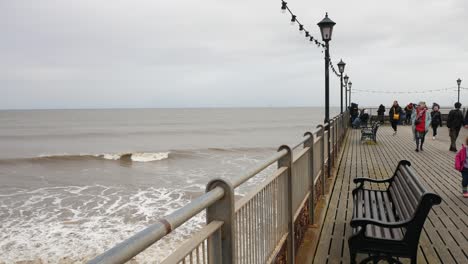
[1,0,467,109]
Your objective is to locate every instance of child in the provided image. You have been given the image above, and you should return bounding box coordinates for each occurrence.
[455,136,468,197]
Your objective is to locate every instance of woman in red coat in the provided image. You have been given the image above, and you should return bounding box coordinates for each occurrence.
[412,102,432,152]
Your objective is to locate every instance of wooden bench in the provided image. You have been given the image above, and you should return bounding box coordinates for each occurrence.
[348,160,442,264]
[360,122,380,142]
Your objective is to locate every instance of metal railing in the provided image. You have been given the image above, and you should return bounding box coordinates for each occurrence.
[89,112,350,264]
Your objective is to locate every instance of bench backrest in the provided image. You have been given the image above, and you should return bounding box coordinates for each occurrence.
[372,122,380,133]
[388,160,442,243]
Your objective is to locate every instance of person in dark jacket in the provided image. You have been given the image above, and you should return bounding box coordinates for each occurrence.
[404,103,414,125]
[389,101,403,135]
[430,104,443,139]
[447,102,464,152]
[377,104,385,124]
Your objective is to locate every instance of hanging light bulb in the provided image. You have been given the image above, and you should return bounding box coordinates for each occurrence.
[298,24,303,34]
[305,31,309,37]
[290,15,296,25]
[281,1,287,14]
[310,36,314,42]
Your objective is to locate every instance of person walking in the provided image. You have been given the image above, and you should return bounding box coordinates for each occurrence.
[412,102,431,152]
[455,137,468,198]
[430,104,443,139]
[377,104,385,124]
[389,101,402,135]
[404,103,413,125]
[447,102,464,152]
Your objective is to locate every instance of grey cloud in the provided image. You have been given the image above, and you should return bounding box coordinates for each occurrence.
[1,0,467,109]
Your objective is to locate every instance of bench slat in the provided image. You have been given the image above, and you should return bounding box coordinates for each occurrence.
[364,190,373,237]
[390,179,411,220]
[376,191,391,238]
[370,191,382,238]
[382,190,404,240]
[396,171,420,211]
[394,175,417,214]
[399,168,424,199]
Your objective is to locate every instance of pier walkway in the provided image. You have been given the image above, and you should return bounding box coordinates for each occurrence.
[308,126,468,263]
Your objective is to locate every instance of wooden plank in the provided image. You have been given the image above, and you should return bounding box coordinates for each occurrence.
[311,126,468,264]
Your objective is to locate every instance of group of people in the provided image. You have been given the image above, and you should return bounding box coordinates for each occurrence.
[373,100,468,197]
[385,101,465,152]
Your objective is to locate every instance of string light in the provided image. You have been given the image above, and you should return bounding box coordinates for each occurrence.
[280,1,343,79]
[353,87,461,94]
[290,15,296,24]
[280,1,323,50]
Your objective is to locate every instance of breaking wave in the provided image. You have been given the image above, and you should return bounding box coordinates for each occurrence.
[35,152,171,162]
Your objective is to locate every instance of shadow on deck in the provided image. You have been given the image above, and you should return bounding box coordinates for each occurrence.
[298,125,468,263]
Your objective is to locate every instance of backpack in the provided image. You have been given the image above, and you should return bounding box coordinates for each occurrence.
[455,145,466,172]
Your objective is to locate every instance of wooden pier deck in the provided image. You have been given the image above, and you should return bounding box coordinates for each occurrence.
[310,125,468,263]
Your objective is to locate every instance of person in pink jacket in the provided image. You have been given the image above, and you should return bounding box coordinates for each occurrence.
[455,137,468,198]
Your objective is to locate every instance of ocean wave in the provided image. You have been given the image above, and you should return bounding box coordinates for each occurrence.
[21,152,170,163]
[0,147,276,164]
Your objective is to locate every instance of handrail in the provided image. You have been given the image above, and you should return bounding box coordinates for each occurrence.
[88,187,224,264]
[160,221,224,264]
[88,112,350,264]
[231,148,288,188]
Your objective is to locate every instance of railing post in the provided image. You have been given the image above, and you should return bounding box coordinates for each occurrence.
[304,132,315,224]
[278,145,294,264]
[316,124,325,196]
[330,119,335,169]
[206,178,235,264]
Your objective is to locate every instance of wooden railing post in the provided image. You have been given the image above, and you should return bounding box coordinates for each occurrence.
[278,145,294,264]
[206,178,235,264]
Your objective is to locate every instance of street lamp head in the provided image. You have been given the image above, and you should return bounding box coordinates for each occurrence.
[344,75,349,84]
[457,78,462,86]
[348,82,352,89]
[337,59,346,74]
[317,12,336,42]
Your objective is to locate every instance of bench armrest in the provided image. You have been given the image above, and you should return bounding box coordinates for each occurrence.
[350,218,411,229]
[353,177,392,184]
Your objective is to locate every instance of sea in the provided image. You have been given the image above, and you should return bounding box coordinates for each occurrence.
[0,107,339,263]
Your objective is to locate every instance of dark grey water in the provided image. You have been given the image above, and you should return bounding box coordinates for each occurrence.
[0,107,338,263]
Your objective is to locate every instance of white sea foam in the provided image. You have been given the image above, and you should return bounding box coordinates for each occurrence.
[36,152,170,162]
[130,152,170,162]
[0,185,203,263]
[100,153,122,160]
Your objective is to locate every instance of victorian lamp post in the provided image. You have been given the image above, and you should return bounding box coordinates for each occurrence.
[317,13,336,124]
[457,78,462,103]
[348,81,353,106]
[317,13,335,178]
[337,59,346,113]
[344,74,349,109]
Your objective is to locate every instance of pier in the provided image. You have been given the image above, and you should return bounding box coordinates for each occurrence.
[305,125,468,263]
[89,113,468,264]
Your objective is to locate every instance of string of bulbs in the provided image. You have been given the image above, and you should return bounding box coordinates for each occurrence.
[280,1,342,79]
[353,87,466,94]
[280,1,325,49]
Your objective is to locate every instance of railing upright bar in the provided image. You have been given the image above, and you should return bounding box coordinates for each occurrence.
[316,124,325,196]
[278,145,294,264]
[206,179,235,264]
[304,132,315,224]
